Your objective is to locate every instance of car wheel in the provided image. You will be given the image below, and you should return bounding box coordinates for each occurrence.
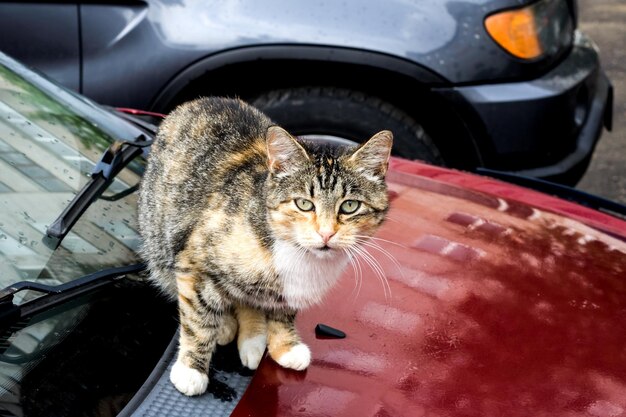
[251,87,444,164]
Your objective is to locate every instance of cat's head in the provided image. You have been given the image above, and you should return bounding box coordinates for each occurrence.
[265,126,392,258]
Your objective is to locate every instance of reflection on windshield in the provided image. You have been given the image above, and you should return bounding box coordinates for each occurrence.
[0,59,143,290]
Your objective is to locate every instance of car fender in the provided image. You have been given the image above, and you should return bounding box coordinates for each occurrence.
[149,44,448,111]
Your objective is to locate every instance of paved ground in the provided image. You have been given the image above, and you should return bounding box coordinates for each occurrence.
[577,0,626,205]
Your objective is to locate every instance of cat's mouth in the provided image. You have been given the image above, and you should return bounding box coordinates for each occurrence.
[296,241,340,256]
[311,244,340,257]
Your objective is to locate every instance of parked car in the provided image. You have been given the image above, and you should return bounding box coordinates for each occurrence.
[1,50,626,417]
[0,0,614,185]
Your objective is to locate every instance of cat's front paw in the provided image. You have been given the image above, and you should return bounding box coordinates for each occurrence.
[239,334,267,370]
[274,343,311,371]
[170,360,209,396]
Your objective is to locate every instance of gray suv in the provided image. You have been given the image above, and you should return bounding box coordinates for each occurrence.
[0,0,613,184]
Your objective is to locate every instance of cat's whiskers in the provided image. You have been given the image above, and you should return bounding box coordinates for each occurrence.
[353,237,404,279]
[352,245,389,300]
[353,234,407,249]
[344,247,364,301]
[348,244,391,300]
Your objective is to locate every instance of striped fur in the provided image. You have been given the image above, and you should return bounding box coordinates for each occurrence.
[138,97,392,396]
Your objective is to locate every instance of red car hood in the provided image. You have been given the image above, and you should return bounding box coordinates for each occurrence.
[233,159,626,417]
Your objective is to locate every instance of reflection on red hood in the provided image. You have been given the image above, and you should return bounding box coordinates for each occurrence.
[233,159,626,417]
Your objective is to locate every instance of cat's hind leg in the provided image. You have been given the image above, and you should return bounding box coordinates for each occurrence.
[235,304,267,370]
[267,309,311,371]
[217,309,238,346]
[171,272,225,396]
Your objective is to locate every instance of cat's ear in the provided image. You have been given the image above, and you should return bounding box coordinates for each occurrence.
[348,130,393,180]
[266,126,310,176]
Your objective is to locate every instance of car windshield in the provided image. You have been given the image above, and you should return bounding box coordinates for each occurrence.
[0,52,145,297]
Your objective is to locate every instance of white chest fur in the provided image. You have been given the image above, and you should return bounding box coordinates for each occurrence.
[272,240,349,309]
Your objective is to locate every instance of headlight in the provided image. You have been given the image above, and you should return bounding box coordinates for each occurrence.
[485,0,574,60]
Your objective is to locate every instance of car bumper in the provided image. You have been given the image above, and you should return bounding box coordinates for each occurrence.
[437,31,613,185]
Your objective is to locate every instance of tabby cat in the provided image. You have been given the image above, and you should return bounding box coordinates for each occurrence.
[138,97,392,396]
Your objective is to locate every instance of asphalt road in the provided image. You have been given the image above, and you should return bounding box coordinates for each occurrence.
[577,0,626,205]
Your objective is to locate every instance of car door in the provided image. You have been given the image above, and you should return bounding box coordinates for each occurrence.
[0,3,80,91]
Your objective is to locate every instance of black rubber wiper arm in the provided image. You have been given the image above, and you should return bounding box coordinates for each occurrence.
[0,263,146,327]
[45,135,152,243]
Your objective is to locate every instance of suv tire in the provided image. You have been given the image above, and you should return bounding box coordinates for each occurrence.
[252,87,444,164]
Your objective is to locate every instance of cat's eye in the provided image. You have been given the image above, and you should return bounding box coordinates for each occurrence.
[295,198,315,212]
[339,200,360,214]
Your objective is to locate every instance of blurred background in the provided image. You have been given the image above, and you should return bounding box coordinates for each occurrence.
[0,0,621,204]
[578,0,626,204]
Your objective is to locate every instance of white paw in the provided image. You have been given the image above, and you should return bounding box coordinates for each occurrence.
[239,334,267,370]
[217,315,238,346]
[170,360,209,396]
[275,343,311,371]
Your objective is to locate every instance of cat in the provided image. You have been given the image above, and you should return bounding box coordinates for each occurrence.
[138,97,392,396]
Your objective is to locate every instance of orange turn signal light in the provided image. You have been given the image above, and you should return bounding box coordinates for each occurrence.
[485,7,543,60]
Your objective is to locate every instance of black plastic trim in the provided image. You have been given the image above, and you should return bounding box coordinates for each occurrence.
[315,323,347,339]
[150,44,449,112]
[0,263,145,327]
[509,71,612,180]
[117,331,179,417]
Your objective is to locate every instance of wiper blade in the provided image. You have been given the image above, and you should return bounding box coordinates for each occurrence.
[475,168,626,218]
[45,135,153,245]
[0,263,146,327]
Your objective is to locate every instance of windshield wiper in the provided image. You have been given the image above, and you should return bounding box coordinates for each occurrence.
[0,263,146,327]
[45,135,153,247]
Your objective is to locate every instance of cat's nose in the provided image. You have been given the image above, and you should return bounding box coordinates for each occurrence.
[318,229,336,244]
